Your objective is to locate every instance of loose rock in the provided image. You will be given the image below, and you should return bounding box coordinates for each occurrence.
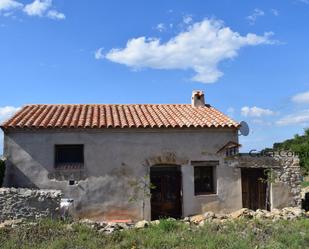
[134,220,149,228]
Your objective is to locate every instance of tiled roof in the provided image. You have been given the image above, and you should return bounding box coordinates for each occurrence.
[0,104,239,130]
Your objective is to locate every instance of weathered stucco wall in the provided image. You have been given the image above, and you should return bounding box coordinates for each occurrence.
[0,188,62,222]
[3,128,240,220]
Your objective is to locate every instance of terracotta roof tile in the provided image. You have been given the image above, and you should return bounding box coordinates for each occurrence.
[0,104,239,130]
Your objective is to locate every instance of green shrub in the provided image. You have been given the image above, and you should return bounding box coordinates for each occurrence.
[302,181,309,188]
[0,159,5,187]
[156,219,179,232]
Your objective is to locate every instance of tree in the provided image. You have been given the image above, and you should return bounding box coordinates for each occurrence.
[128,175,156,219]
[259,168,277,210]
[270,128,309,175]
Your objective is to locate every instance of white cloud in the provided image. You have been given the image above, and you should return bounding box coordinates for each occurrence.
[0,106,20,123]
[0,0,65,20]
[47,9,65,20]
[155,23,166,32]
[103,19,275,84]
[0,106,20,155]
[276,109,309,126]
[291,91,309,104]
[270,9,279,16]
[183,15,193,24]
[252,119,272,126]
[23,0,65,20]
[247,8,265,25]
[227,107,235,115]
[241,106,275,117]
[0,0,23,12]
[23,0,51,16]
[95,47,104,60]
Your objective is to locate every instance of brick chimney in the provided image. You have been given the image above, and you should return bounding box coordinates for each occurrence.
[191,90,205,108]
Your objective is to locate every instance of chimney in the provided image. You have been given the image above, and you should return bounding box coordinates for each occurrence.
[191,90,205,108]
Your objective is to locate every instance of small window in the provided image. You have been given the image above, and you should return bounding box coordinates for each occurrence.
[69,180,76,186]
[226,147,239,157]
[194,166,215,195]
[55,145,84,168]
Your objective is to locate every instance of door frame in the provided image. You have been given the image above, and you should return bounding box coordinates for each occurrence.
[241,167,270,210]
[150,165,183,220]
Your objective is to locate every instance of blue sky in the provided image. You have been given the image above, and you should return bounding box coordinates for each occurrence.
[1,0,309,153]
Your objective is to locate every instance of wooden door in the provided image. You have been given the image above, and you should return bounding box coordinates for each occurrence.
[150,166,182,220]
[241,168,268,210]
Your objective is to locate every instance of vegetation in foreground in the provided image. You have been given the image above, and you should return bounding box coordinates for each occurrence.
[302,181,309,188]
[0,218,308,249]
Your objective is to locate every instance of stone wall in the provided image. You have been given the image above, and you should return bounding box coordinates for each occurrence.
[0,188,62,222]
[272,155,302,208]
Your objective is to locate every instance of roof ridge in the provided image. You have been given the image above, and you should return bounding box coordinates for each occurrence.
[23,103,199,106]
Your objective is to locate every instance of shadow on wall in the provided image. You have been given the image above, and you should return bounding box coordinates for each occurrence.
[4,135,56,187]
[4,161,37,188]
[0,159,5,187]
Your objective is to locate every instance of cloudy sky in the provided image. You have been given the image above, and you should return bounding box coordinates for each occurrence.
[0,0,309,153]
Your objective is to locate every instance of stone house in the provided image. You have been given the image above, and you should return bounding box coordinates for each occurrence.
[0,91,301,221]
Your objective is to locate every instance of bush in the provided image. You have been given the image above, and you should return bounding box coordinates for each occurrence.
[0,159,5,187]
[156,219,179,232]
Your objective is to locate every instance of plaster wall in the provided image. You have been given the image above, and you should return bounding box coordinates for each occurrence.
[3,128,241,221]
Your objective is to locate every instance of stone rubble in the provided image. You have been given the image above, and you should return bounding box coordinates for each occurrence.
[134,220,149,228]
[301,186,309,199]
[188,207,308,224]
[0,207,307,234]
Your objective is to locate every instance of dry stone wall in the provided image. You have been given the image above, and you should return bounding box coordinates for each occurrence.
[0,188,62,222]
[273,155,302,207]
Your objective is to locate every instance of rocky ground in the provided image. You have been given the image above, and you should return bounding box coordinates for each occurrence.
[1,207,308,234]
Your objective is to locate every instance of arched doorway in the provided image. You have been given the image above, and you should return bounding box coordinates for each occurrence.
[150,165,182,220]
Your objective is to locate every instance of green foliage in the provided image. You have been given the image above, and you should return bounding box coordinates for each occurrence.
[128,175,156,219]
[128,175,155,203]
[259,168,276,184]
[302,181,309,188]
[0,159,5,187]
[0,218,308,249]
[155,219,180,232]
[272,128,309,175]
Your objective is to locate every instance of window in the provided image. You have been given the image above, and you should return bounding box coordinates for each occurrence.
[69,180,76,185]
[217,141,240,157]
[226,147,238,157]
[194,166,216,195]
[55,145,84,168]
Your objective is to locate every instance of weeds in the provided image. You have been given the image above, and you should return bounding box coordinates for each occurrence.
[0,218,308,249]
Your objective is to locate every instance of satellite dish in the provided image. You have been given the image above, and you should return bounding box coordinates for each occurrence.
[239,121,249,136]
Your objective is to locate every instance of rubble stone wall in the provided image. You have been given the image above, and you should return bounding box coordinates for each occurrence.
[272,155,302,208]
[0,188,62,222]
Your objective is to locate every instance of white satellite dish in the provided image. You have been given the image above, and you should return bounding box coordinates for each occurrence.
[239,121,249,136]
